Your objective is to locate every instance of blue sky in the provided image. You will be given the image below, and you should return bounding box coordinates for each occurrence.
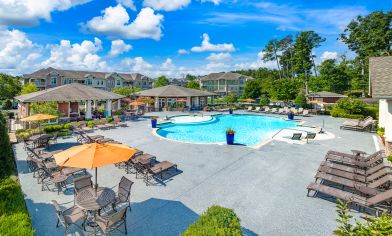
[0,0,390,77]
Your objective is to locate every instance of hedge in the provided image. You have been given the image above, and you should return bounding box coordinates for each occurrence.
[0,112,34,235]
[182,205,242,236]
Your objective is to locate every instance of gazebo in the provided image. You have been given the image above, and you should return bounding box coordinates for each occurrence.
[15,83,124,120]
[136,85,216,111]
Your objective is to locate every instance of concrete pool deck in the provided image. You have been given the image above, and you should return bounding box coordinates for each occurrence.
[14,111,380,235]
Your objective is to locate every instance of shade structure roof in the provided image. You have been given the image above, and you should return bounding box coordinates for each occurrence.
[15,83,124,102]
[307,91,347,98]
[136,85,216,97]
[53,143,138,169]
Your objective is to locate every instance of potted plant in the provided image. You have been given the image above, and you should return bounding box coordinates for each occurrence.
[151,117,158,128]
[226,128,235,145]
[287,110,294,120]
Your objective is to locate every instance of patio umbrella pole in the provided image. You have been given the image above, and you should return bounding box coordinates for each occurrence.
[95,167,98,194]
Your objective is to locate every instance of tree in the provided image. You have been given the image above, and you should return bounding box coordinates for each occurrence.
[279,35,295,78]
[292,31,325,93]
[2,99,12,110]
[112,87,133,97]
[242,80,261,99]
[294,93,307,107]
[0,74,22,99]
[154,76,170,88]
[225,92,238,103]
[20,83,38,95]
[320,59,350,94]
[259,96,269,106]
[187,80,200,90]
[340,11,392,96]
[185,74,197,81]
[262,39,283,79]
[30,102,60,116]
[269,79,301,101]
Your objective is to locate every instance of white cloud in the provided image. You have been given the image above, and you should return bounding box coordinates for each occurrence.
[201,0,222,5]
[321,51,338,61]
[117,0,136,10]
[109,40,132,57]
[0,28,42,74]
[143,0,191,11]
[178,49,189,54]
[42,37,107,71]
[191,33,235,52]
[85,5,164,40]
[121,57,153,71]
[233,51,276,70]
[0,0,91,27]
[161,58,175,70]
[207,52,231,61]
[206,62,228,70]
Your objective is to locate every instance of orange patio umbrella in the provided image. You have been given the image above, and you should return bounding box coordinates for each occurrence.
[54,143,138,189]
[129,101,145,106]
[245,98,255,103]
[21,113,58,122]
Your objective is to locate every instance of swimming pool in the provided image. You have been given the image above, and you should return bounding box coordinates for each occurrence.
[156,114,298,146]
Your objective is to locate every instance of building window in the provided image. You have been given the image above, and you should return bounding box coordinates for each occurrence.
[87,79,92,85]
[50,78,57,85]
[116,80,121,86]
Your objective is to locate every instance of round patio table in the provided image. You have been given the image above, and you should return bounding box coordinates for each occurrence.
[52,174,67,195]
[75,187,116,235]
[75,187,116,211]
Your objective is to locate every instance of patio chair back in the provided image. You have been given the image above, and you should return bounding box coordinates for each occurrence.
[298,108,304,113]
[117,176,134,203]
[292,133,302,140]
[302,110,309,116]
[73,175,92,194]
[51,200,67,227]
[106,207,128,228]
[263,107,268,112]
[306,133,316,140]
[247,106,252,111]
[271,108,277,113]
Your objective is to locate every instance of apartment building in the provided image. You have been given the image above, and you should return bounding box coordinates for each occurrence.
[198,72,254,97]
[22,67,153,91]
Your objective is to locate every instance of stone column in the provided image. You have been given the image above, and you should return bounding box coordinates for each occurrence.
[117,99,121,110]
[68,102,71,117]
[155,97,159,111]
[106,100,112,117]
[85,100,92,120]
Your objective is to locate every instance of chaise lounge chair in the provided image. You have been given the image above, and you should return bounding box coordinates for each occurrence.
[143,161,177,185]
[319,161,389,177]
[340,118,374,132]
[283,133,302,140]
[325,152,384,168]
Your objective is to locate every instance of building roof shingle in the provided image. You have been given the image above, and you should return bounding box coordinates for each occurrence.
[370,56,392,98]
[15,83,124,102]
[307,91,347,98]
[199,72,253,81]
[136,85,216,97]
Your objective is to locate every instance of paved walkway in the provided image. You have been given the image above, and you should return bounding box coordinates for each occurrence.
[14,112,379,235]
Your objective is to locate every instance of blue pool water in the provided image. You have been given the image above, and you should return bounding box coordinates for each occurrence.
[157,114,297,146]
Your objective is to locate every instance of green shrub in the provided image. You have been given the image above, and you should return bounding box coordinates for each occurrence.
[0,112,34,235]
[335,200,392,235]
[331,108,364,119]
[377,127,385,137]
[387,156,392,163]
[182,205,242,236]
[86,120,95,128]
[364,106,379,119]
[43,123,72,133]
[294,94,307,107]
[2,99,12,110]
[259,96,270,106]
[335,98,367,115]
[0,177,34,235]
[106,117,113,123]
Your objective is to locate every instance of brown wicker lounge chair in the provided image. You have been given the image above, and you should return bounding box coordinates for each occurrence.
[307,182,392,213]
[325,153,384,168]
[52,200,86,235]
[340,118,374,132]
[319,161,389,177]
[327,150,384,161]
[131,153,156,176]
[144,161,177,185]
[283,133,302,140]
[95,206,128,235]
[318,165,367,182]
